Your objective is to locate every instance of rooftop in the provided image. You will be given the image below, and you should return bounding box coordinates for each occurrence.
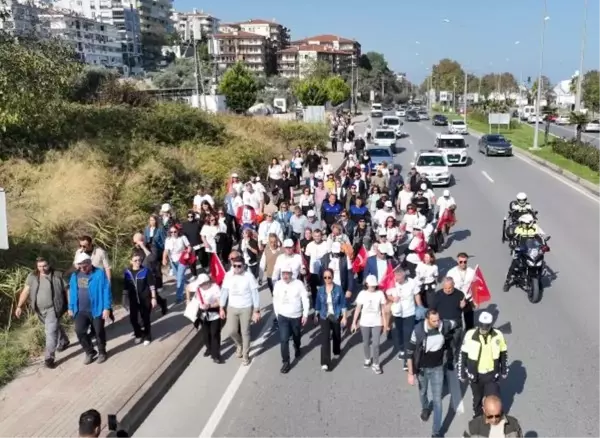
[279,44,352,55]
[236,18,280,26]
[292,34,357,44]
[213,30,266,39]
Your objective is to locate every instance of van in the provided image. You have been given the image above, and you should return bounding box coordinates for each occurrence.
[519,105,535,121]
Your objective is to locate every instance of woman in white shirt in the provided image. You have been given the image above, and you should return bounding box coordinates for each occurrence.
[368,186,382,216]
[162,226,191,303]
[298,187,314,216]
[291,151,304,185]
[351,275,388,375]
[267,158,284,189]
[415,252,439,309]
[200,216,219,256]
[397,184,414,214]
[186,273,223,363]
[382,217,400,255]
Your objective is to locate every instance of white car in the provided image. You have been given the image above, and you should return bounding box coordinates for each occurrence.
[584,120,600,132]
[381,116,404,137]
[418,111,430,120]
[449,119,468,135]
[411,150,452,186]
[435,134,469,166]
[370,103,383,118]
[527,114,544,124]
[373,129,398,153]
[554,115,570,125]
[396,109,406,117]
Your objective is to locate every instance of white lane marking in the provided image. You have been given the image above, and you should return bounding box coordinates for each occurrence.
[445,370,465,414]
[481,171,494,183]
[199,316,274,438]
[409,139,413,145]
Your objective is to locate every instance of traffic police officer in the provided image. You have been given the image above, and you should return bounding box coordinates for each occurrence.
[457,311,508,417]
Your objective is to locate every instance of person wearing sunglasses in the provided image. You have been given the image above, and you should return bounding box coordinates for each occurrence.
[463,395,523,437]
[219,258,260,366]
[458,311,509,419]
[447,252,476,330]
[313,268,347,371]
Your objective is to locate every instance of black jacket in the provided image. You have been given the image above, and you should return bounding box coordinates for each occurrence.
[407,319,456,374]
[123,267,155,307]
[181,220,202,247]
[463,415,523,437]
[412,195,430,215]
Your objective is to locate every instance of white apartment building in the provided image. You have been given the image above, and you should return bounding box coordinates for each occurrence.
[211,30,267,75]
[171,9,219,41]
[235,18,289,50]
[278,44,354,79]
[53,0,143,75]
[38,9,123,69]
[290,34,361,57]
[0,0,40,36]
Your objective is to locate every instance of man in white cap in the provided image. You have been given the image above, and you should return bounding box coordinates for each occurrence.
[272,239,305,282]
[436,189,456,220]
[159,203,176,232]
[242,181,263,212]
[458,311,508,418]
[252,176,267,197]
[272,263,310,374]
[374,200,396,229]
[305,210,324,233]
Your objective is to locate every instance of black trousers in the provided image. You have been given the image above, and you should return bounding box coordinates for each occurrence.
[320,316,342,367]
[129,298,152,340]
[463,307,475,331]
[446,325,463,366]
[189,249,201,277]
[277,315,301,363]
[308,273,320,308]
[76,312,107,355]
[201,318,222,360]
[470,372,501,416]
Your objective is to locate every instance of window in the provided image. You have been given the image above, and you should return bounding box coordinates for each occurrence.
[417,155,446,167]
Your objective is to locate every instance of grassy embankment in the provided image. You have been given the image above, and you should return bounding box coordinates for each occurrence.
[432,106,599,185]
[0,102,328,386]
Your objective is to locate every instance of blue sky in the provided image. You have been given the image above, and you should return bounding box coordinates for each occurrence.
[174,0,599,85]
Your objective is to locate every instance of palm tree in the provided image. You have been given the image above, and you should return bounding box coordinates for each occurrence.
[569,111,589,143]
[541,105,558,145]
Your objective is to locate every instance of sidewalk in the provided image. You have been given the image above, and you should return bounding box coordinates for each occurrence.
[0,149,346,438]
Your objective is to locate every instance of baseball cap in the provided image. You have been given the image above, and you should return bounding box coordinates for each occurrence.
[479,311,493,328]
[196,273,210,285]
[281,263,293,273]
[384,200,393,208]
[365,275,378,287]
[307,210,316,217]
[283,239,294,248]
[231,173,239,178]
[378,228,387,236]
[443,189,450,197]
[160,203,171,213]
[378,242,393,256]
[74,252,91,264]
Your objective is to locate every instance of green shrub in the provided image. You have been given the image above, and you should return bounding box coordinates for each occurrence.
[550,138,599,172]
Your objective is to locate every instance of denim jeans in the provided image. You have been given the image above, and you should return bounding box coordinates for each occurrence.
[170,260,187,301]
[277,315,301,363]
[394,315,415,356]
[417,365,444,436]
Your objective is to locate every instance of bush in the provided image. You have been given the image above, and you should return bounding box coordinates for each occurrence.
[550,138,600,172]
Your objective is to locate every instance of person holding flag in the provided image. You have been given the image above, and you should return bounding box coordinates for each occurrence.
[447,253,477,330]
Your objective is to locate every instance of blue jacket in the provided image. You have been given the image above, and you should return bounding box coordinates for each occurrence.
[318,253,356,293]
[322,202,343,221]
[69,267,112,318]
[144,226,166,251]
[314,284,347,319]
[363,255,399,280]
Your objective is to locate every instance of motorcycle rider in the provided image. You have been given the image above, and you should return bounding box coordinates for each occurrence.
[503,214,544,291]
[508,192,535,219]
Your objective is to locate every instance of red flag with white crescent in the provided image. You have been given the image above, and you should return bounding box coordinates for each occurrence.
[209,253,226,286]
[351,245,368,274]
[469,264,492,306]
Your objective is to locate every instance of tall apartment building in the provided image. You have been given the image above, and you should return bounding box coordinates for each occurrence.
[0,0,40,36]
[211,30,267,75]
[290,34,361,57]
[278,44,353,79]
[171,9,219,41]
[38,9,123,69]
[53,0,143,75]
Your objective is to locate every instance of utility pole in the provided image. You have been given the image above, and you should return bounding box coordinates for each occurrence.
[478,76,482,100]
[575,0,588,112]
[350,55,355,113]
[452,77,457,112]
[381,75,385,98]
[193,37,207,109]
[532,0,549,150]
[463,69,468,123]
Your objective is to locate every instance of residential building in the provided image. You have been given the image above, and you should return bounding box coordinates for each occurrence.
[0,0,40,36]
[290,34,361,57]
[553,72,577,109]
[217,22,239,34]
[38,9,123,69]
[235,18,289,50]
[211,30,267,75]
[53,0,143,75]
[277,44,353,79]
[171,9,219,41]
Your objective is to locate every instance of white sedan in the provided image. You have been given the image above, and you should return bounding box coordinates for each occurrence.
[554,115,570,125]
[584,120,600,132]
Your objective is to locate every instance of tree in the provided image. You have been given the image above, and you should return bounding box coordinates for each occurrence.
[541,105,558,145]
[292,77,329,106]
[499,72,519,94]
[218,62,258,113]
[531,75,552,103]
[303,59,333,80]
[431,58,464,93]
[569,111,589,143]
[325,76,351,106]
[582,70,600,113]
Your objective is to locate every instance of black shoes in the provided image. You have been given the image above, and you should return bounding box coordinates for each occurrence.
[57,341,70,352]
[44,358,56,369]
[203,350,211,357]
[280,362,291,374]
[294,347,302,359]
[420,408,432,422]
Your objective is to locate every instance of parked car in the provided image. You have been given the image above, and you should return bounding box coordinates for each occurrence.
[554,115,570,125]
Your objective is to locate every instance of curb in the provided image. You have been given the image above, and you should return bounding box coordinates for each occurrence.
[103,326,204,437]
[469,129,600,197]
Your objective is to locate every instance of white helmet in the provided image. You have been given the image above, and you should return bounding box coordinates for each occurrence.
[516,192,527,202]
[519,214,534,225]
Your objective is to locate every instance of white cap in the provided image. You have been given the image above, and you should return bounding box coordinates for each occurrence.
[307,210,316,217]
[378,242,393,256]
[443,189,450,197]
[420,183,428,191]
[365,275,378,287]
[283,238,294,248]
[331,242,342,253]
[231,173,239,178]
[74,252,91,264]
[255,176,261,182]
[378,228,387,236]
[160,203,171,213]
[479,311,493,325]
[196,273,210,285]
[384,200,393,208]
[281,262,293,273]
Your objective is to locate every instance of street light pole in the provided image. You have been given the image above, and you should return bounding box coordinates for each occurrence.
[463,69,468,123]
[532,0,549,150]
[575,0,588,112]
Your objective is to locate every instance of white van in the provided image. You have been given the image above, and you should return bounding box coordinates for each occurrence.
[519,105,535,121]
[381,116,403,137]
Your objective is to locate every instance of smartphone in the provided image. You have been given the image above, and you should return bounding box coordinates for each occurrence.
[108,414,118,432]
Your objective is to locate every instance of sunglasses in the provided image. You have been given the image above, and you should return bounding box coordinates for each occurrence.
[233,264,243,268]
[170,231,178,234]
[323,276,332,280]
[458,260,468,265]
[486,414,502,420]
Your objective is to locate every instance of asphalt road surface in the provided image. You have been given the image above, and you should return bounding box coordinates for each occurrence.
[531,121,600,148]
[134,114,599,438]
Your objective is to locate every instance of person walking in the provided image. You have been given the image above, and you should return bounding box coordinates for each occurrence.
[14,257,70,368]
[351,275,388,375]
[162,226,191,304]
[314,268,347,371]
[132,232,168,315]
[187,273,223,364]
[219,258,260,366]
[463,395,523,437]
[259,234,283,330]
[272,264,310,374]
[406,309,457,438]
[123,253,157,345]
[181,210,202,279]
[458,311,509,418]
[69,252,112,365]
[447,252,476,330]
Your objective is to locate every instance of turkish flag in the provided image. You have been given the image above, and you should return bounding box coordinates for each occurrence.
[469,264,492,306]
[379,261,396,291]
[352,245,368,274]
[209,253,226,286]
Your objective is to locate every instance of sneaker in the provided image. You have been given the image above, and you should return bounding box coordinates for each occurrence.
[83,351,97,365]
[403,360,408,371]
[420,408,432,422]
[97,353,107,364]
[321,365,329,371]
[371,364,382,374]
[236,346,243,358]
[213,358,223,364]
[363,358,372,368]
[143,340,151,346]
[44,358,56,369]
[242,358,251,366]
[134,337,143,345]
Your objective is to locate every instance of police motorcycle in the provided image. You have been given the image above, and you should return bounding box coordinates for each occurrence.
[503,215,551,304]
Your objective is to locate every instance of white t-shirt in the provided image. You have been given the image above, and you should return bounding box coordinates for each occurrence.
[356,290,386,327]
[322,163,333,176]
[298,194,314,207]
[200,225,218,253]
[190,282,221,321]
[385,226,400,242]
[415,262,439,285]
[374,209,395,228]
[422,189,436,205]
[447,266,475,298]
[305,240,329,274]
[165,235,189,262]
[268,164,283,180]
[437,196,456,217]
[243,191,262,211]
[398,190,414,212]
[193,194,215,208]
[292,157,304,170]
[402,212,426,233]
[387,278,419,318]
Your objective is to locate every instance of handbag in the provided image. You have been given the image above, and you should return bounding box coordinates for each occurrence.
[179,247,197,266]
[184,296,200,322]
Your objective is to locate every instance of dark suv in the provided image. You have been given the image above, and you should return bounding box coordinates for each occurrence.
[432,114,448,126]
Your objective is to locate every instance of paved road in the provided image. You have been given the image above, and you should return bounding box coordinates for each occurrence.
[530,121,600,147]
[135,115,599,438]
